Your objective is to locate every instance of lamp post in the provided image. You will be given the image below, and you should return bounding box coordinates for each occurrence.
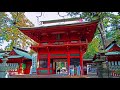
[95,60,104,78]
[94,50,111,78]
[100,51,110,78]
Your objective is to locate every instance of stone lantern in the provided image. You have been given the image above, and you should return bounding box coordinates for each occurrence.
[93,52,105,78]
[0,52,9,78]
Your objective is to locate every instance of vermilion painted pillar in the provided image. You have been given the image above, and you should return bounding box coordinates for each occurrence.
[48,53,51,74]
[18,63,23,74]
[80,52,84,75]
[67,50,70,75]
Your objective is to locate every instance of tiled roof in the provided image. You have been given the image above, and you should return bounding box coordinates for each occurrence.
[0,47,32,59]
[105,51,120,56]
[13,48,32,59]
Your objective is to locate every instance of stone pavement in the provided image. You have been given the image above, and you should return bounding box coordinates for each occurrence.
[9,74,88,78]
[9,73,120,78]
[87,73,98,78]
[87,73,120,78]
[10,73,120,78]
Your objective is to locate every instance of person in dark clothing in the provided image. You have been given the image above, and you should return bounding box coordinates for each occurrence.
[57,67,61,74]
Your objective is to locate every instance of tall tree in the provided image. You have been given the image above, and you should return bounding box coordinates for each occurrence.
[67,12,120,48]
[0,12,37,51]
[67,12,120,58]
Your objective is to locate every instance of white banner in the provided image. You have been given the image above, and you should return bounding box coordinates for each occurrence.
[31,53,37,74]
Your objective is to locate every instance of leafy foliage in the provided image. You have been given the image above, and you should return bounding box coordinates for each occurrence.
[84,37,100,59]
[115,70,120,74]
[67,12,120,58]
[67,12,120,38]
[0,12,37,51]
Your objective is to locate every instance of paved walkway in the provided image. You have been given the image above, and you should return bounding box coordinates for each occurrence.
[87,74,98,78]
[10,73,120,78]
[9,74,88,78]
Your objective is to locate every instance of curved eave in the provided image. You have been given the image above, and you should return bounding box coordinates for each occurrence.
[106,43,114,51]
[105,51,120,56]
[18,20,99,44]
[8,55,23,58]
[0,55,23,59]
[18,20,99,30]
[0,51,10,56]
[13,49,32,59]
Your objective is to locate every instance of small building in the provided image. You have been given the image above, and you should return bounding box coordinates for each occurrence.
[0,47,32,75]
[93,41,120,71]
[105,41,120,70]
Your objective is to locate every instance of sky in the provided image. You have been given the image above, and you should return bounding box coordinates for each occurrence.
[0,12,70,50]
[24,12,70,26]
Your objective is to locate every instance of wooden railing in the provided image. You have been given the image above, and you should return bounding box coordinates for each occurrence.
[38,39,88,47]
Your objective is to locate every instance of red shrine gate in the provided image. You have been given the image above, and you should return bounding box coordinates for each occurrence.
[19,19,99,75]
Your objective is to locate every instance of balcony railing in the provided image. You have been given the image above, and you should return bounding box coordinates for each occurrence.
[39,39,88,46]
[31,39,88,48]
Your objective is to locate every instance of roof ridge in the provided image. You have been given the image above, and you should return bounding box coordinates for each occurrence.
[105,40,117,50]
[18,19,99,29]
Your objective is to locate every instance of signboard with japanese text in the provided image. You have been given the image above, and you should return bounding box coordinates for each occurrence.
[31,53,37,74]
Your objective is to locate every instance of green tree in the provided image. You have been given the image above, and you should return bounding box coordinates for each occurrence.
[84,37,100,59]
[67,12,120,58]
[67,12,120,47]
[0,12,38,51]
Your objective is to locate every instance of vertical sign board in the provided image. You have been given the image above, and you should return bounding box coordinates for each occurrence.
[31,53,37,74]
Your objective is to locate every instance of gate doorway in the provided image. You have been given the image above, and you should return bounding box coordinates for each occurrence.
[52,59,68,74]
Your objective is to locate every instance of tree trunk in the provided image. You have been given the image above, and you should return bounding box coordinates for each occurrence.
[98,21,106,50]
[98,21,110,78]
